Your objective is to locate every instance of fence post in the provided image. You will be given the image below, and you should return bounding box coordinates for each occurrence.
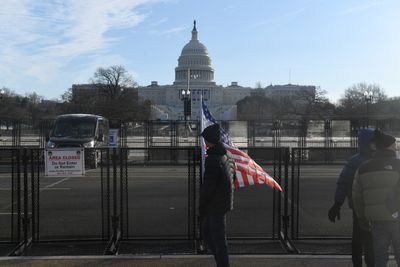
[247,121,255,147]
[187,148,191,239]
[112,148,118,241]
[106,148,111,239]
[296,148,301,239]
[16,149,21,242]
[101,149,105,240]
[192,147,197,241]
[282,148,290,242]
[276,148,282,240]
[11,149,15,242]
[119,147,128,239]
[22,148,29,252]
[124,148,129,239]
[30,149,35,242]
[324,120,332,148]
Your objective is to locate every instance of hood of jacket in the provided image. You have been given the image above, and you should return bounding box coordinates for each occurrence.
[358,128,375,156]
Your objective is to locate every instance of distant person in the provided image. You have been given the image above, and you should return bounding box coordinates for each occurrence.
[353,130,400,267]
[328,128,375,267]
[199,123,236,267]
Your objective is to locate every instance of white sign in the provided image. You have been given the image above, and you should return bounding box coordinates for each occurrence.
[45,148,85,177]
[109,129,119,147]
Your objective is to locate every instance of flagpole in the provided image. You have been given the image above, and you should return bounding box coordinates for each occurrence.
[198,94,206,253]
[200,95,205,177]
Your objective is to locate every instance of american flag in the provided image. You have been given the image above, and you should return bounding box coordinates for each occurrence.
[200,100,282,191]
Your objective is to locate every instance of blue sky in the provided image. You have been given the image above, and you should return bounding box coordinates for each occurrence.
[0,0,399,102]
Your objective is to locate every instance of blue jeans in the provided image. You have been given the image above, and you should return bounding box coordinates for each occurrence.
[371,220,400,267]
[202,213,230,267]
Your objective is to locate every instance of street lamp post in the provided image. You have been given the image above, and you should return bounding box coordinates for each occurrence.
[364,90,373,127]
[181,89,191,121]
[181,68,193,121]
[0,88,4,100]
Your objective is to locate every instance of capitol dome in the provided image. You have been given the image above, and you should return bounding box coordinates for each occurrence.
[174,21,215,84]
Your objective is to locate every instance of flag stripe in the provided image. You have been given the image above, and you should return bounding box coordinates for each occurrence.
[241,171,250,187]
[236,164,267,183]
[226,147,265,172]
[236,171,244,187]
[229,148,280,189]
[201,99,282,191]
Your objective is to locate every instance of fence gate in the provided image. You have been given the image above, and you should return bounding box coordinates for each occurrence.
[289,147,357,254]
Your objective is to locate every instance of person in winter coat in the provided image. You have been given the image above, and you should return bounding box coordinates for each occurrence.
[353,130,400,267]
[328,128,375,267]
[199,123,236,267]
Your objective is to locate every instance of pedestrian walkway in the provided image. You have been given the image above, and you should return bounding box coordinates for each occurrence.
[0,255,398,267]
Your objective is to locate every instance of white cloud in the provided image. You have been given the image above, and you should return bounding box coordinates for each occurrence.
[339,1,381,15]
[250,7,306,29]
[150,17,168,26]
[223,5,236,11]
[158,26,186,36]
[0,0,151,90]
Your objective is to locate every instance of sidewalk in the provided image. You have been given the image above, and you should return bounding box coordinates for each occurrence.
[0,255,398,267]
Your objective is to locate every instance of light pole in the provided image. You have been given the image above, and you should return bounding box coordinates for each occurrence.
[181,89,191,121]
[0,88,4,100]
[181,68,193,121]
[364,90,373,127]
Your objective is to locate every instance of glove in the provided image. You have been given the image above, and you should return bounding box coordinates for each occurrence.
[328,202,341,223]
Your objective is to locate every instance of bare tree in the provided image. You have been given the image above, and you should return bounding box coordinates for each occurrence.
[237,95,278,120]
[0,88,28,120]
[88,65,152,120]
[90,65,136,100]
[279,86,334,119]
[61,88,73,102]
[337,82,387,118]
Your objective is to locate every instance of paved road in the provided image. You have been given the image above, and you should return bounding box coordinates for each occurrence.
[0,255,399,267]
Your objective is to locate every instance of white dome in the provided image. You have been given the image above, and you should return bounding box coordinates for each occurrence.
[181,39,209,56]
[174,21,214,84]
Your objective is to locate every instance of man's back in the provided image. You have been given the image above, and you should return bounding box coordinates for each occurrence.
[200,143,235,216]
[353,149,400,222]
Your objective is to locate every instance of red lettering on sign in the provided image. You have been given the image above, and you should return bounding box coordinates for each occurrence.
[62,155,80,160]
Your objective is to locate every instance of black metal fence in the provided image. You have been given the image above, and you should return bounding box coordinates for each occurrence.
[2,145,393,256]
[2,118,400,149]
[288,147,358,254]
[0,146,295,256]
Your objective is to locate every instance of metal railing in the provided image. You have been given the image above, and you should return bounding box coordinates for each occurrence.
[3,118,400,149]
[0,146,294,256]
[288,147,358,254]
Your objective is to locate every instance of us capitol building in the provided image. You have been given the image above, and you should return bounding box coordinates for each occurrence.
[73,21,315,120]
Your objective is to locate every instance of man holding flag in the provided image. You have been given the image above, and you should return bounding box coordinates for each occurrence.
[199,100,282,267]
[199,123,236,267]
[200,99,282,191]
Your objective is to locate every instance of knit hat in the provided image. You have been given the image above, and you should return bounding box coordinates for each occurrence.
[374,130,396,150]
[201,124,221,144]
[357,128,375,151]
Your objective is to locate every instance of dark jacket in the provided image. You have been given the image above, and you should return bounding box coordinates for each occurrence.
[199,142,235,217]
[334,129,375,208]
[353,149,400,222]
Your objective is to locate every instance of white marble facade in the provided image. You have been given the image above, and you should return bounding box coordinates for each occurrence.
[73,21,315,120]
[137,21,315,120]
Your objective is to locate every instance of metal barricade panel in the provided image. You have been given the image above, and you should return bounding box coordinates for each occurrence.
[290,147,358,254]
[123,148,197,239]
[34,148,110,241]
[0,149,23,243]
